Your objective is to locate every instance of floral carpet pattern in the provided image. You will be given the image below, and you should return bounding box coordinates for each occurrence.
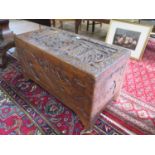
[0,42,155,135]
[0,88,41,135]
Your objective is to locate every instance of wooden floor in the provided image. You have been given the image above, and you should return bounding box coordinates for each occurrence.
[9,19,109,58]
[9,20,109,41]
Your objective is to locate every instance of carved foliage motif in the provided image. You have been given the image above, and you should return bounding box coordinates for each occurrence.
[16,28,130,128]
[19,47,91,103]
[36,56,86,88]
[28,29,120,75]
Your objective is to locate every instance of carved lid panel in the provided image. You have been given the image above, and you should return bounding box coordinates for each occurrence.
[16,28,130,76]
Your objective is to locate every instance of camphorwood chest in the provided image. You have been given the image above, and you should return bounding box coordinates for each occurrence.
[15,28,130,129]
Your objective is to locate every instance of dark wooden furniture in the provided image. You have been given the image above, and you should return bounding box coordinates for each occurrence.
[0,40,15,67]
[75,19,82,34]
[86,19,110,33]
[0,19,13,39]
[26,19,56,27]
[15,28,130,129]
[75,19,110,34]
[0,20,15,67]
[26,19,51,26]
[52,19,81,34]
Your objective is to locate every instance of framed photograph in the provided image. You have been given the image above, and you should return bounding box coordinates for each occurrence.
[106,20,153,60]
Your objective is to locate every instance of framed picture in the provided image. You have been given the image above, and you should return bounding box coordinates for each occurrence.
[106,20,153,60]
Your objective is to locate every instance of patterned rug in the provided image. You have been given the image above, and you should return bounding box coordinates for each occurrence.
[0,44,155,135]
[0,58,124,135]
[0,89,42,135]
[104,46,155,135]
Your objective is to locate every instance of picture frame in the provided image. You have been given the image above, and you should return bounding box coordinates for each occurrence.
[106,20,153,60]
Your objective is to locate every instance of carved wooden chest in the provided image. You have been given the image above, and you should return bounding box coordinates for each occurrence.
[15,28,130,129]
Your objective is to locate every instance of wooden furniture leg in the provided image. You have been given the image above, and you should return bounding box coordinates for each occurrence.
[52,19,56,27]
[0,19,13,40]
[0,19,15,67]
[0,40,15,67]
[87,20,89,31]
[75,19,82,34]
[92,21,95,33]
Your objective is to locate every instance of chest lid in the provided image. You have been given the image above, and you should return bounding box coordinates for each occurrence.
[16,28,131,77]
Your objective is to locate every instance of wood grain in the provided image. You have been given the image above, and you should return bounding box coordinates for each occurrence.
[15,28,130,129]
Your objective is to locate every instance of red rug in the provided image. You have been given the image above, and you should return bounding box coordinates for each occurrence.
[103,45,155,134]
[0,88,41,135]
[0,60,123,135]
[0,42,155,135]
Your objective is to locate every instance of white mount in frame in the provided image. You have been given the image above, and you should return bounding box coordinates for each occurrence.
[106,20,153,60]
